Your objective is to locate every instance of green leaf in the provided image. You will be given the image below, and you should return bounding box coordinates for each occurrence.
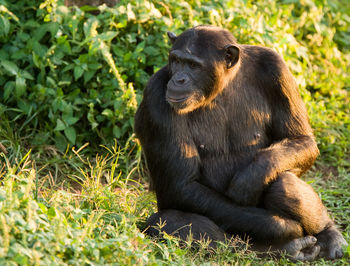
[47,22,59,36]
[3,81,14,101]
[54,132,68,152]
[48,207,56,218]
[144,46,159,56]
[113,126,121,138]
[135,41,145,53]
[98,31,118,42]
[38,202,48,213]
[123,52,132,61]
[32,42,48,57]
[63,116,79,126]
[84,70,96,83]
[15,76,26,97]
[1,60,18,75]
[62,64,74,72]
[17,100,31,114]
[13,254,28,265]
[32,52,41,68]
[115,19,127,29]
[54,119,66,131]
[24,19,40,28]
[74,66,84,80]
[64,127,76,144]
[87,107,98,130]
[21,70,34,80]
[0,15,10,36]
[88,63,101,70]
[102,109,114,118]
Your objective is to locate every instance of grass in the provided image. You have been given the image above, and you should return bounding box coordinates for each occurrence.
[0,135,349,265]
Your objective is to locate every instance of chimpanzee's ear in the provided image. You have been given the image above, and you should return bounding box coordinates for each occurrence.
[167,31,177,44]
[224,44,240,69]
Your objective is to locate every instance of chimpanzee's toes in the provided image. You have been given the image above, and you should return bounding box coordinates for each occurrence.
[316,226,348,260]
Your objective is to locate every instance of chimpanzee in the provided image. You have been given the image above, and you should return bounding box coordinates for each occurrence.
[134,26,347,261]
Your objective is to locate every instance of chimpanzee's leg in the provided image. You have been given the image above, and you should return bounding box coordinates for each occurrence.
[145,209,321,261]
[263,171,348,259]
[145,209,226,248]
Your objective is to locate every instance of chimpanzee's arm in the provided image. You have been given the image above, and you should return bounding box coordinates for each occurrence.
[226,56,319,206]
[226,135,319,206]
[135,68,304,242]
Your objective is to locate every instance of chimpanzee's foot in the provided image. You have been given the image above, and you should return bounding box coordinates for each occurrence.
[316,225,348,259]
[282,236,320,261]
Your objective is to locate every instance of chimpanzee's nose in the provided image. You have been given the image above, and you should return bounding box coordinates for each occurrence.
[174,73,189,85]
[176,77,185,84]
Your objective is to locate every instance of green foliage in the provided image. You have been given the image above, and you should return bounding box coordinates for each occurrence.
[0,153,155,265]
[0,0,164,149]
[1,146,349,264]
[0,149,264,265]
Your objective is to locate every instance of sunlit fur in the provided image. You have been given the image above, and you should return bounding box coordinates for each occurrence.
[170,92,206,114]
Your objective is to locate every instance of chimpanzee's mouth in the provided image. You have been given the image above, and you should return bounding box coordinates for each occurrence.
[166,96,189,103]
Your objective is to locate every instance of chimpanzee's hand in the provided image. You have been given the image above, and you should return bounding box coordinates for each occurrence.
[282,236,320,261]
[225,160,270,206]
[226,174,261,206]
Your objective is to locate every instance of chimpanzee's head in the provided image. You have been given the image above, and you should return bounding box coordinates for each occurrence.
[166,26,240,114]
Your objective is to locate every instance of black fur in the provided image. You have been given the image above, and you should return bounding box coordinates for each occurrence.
[135,26,347,260]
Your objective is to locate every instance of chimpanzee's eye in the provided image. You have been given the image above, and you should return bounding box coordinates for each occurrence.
[190,62,198,69]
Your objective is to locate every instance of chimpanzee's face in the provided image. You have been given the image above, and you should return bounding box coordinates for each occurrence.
[166,26,240,114]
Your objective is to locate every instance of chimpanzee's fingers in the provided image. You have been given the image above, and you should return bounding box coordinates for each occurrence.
[285,236,317,254]
[295,245,320,261]
[283,236,320,261]
[297,236,318,250]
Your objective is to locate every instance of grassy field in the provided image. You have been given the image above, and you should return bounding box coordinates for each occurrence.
[0,0,349,264]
